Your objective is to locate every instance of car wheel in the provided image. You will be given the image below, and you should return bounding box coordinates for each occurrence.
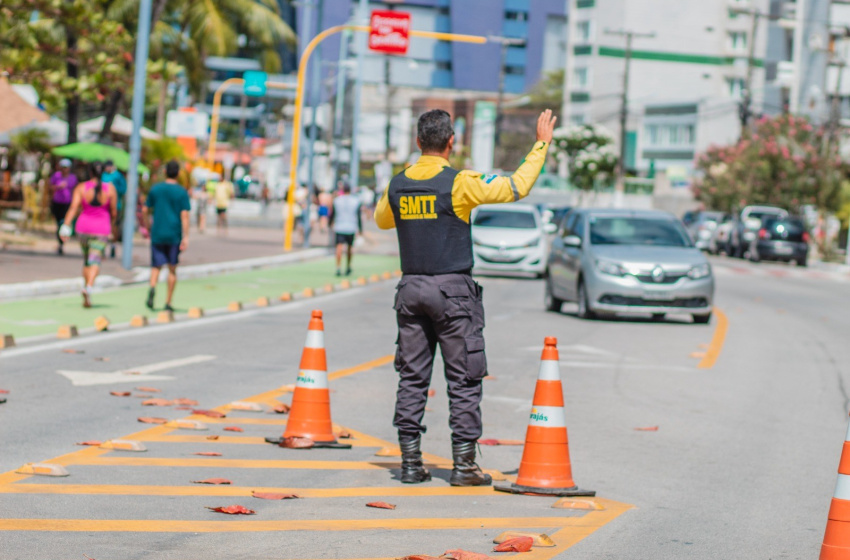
[544,274,563,313]
[796,258,807,267]
[693,313,712,324]
[651,313,665,321]
[576,280,596,320]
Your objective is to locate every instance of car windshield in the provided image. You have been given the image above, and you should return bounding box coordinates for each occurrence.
[473,210,537,229]
[589,216,692,247]
[748,210,784,222]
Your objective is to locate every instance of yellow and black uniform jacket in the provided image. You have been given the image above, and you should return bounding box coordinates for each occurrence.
[375,141,550,274]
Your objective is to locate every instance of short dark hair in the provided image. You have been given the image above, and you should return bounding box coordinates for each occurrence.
[104,159,114,167]
[165,160,180,179]
[342,183,351,194]
[417,109,454,153]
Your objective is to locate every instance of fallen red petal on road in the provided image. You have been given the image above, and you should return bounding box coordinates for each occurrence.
[366,501,397,510]
[279,436,314,449]
[61,349,84,354]
[271,403,290,414]
[223,426,244,432]
[173,398,199,406]
[478,439,523,446]
[492,536,533,552]
[76,441,103,446]
[252,492,300,500]
[401,556,443,560]
[137,417,168,424]
[94,357,110,362]
[337,429,352,439]
[192,478,232,485]
[135,387,161,393]
[109,391,131,397]
[206,435,220,440]
[192,409,226,418]
[442,550,496,560]
[175,406,193,410]
[634,426,659,431]
[206,505,255,515]
[427,389,436,397]
[142,398,173,406]
[0,389,9,394]
[194,452,222,456]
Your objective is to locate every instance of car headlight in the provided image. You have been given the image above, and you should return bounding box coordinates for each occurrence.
[518,236,542,248]
[687,263,711,280]
[595,259,626,277]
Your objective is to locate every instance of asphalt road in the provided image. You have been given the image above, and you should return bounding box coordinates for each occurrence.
[1,256,848,559]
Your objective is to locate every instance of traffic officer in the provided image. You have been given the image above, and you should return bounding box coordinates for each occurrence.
[374,108,557,485]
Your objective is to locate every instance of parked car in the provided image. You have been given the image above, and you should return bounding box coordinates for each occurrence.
[545,209,715,323]
[686,211,729,251]
[471,203,551,277]
[748,216,809,266]
[536,203,572,230]
[709,216,734,255]
[727,205,788,258]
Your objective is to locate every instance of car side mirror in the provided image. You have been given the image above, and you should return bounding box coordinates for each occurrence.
[563,235,582,248]
[544,222,557,234]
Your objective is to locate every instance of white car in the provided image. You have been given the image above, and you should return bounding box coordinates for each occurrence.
[471,203,552,277]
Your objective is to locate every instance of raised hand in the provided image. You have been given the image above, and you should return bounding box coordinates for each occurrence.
[536,109,558,144]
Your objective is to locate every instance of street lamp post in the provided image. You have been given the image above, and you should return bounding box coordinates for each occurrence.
[121,0,153,270]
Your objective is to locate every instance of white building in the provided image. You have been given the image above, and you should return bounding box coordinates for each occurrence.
[562,0,771,175]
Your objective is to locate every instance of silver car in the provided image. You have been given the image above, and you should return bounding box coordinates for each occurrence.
[545,209,715,323]
[471,204,551,277]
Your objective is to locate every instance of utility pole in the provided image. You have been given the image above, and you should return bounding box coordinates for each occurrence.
[490,36,527,152]
[331,28,351,190]
[383,0,404,163]
[732,7,763,136]
[605,28,654,206]
[349,0,368,192]
[302,0,324,247]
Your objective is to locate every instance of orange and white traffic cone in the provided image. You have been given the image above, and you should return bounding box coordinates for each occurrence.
[279,310,350,449]
[495,337,594,496]
[820,414,850,559]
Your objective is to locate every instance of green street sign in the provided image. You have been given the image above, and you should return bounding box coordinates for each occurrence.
[243,71,267,97]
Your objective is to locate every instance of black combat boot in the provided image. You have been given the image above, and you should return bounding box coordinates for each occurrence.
[399,436,431,484]
[449,441,492,487]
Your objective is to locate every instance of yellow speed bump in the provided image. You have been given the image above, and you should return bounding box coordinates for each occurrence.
[187,307,205,319]
[229,401,264,412]
[339,280,351,290]
[369,274,380,283]
[130,315,149,328]
[100,440,147,452]
[227,302,243,312]
[356,277,367,286]
[94,316,110,332]
[279,292,292,302]
[15,463,70,477]
[157,310,174,324]
[57,325,78,339]
[493,531,556,547]
[381,271,392,280]
[323,283,334,293]
[256,296,270,307]
[302,287,314,298]
[168,419,208,430]
[551,498,605,510]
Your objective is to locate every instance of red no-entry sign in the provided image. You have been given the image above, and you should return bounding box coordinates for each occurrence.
[369,10,411,55]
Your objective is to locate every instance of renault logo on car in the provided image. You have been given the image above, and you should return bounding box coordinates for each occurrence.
[651,266,666,283]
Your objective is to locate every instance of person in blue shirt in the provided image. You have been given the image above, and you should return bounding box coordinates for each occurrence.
[101,160,127,258]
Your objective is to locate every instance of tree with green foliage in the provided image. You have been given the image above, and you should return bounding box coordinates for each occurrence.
[693,114,845,214]
[0,0,134,143]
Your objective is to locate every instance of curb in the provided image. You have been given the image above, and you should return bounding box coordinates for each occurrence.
[0,248,332,302]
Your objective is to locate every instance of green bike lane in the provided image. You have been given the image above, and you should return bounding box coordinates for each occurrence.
[0,255,400,340]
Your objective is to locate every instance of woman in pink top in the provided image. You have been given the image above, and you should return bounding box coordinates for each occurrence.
[60,162,117,308]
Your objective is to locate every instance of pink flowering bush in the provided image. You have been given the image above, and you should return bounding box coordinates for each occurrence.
[693,114,844,213]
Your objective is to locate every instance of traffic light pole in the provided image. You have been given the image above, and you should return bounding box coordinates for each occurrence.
[283,25,488,251]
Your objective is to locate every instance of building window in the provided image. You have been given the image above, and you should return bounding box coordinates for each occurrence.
[726,77,745,98]
[645,124,659,145]
[570,114,586,125]
[573,67,589,89]
[436,61,452,71]
[576,0,595,8]
[505,10,528,22]
[644,124,696,147]
[727,31,747,52]
[504,65,525,76]
[576,20,592,43]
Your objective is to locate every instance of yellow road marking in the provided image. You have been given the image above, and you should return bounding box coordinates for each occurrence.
[61,456,453,470]
[136,434,376,447]
[328,355,394,381]
[0,484,496,498]
[698,308,729,369]
[0,513,621,533]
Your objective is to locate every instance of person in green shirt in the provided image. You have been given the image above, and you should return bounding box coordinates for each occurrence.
[142,160,191,311]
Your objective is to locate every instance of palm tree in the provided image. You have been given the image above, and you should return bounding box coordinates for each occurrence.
[99,0,296,140]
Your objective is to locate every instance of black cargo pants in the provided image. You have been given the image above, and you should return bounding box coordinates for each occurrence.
[392,273,487,444]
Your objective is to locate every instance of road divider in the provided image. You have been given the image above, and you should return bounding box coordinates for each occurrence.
[157,310,174,324]
[256,296,270,307]
[130,315,148,328]
[227,302,243,312]
[187,307,204,319]
[0,334,15,348]
[57,325,78,339]
[94,316,110,332]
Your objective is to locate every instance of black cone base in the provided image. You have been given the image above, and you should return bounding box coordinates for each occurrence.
[264,437,352,449]
[494,482,596,497]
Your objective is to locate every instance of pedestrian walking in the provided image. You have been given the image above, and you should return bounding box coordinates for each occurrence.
[59,162,116,308]
[192,181,209,234]
[329,183,362,276]
[101,160,126,258]
[50,158,78,255]
[212,175,234,235]
[142,160,191,312]
[317,188,332,233]
[374,108,557,486]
